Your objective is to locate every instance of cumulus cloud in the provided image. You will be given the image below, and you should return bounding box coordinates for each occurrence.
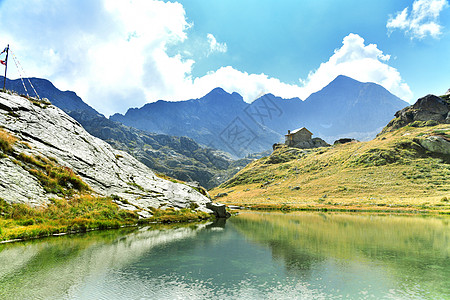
[387,0,449,39]
[0,0,192,114]
[299,33,413,102]
[0,1,413,116]
[206,33,227,55]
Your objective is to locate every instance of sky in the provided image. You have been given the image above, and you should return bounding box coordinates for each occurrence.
[0,0,449,116]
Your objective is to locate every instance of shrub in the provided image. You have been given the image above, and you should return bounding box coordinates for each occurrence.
[410,121,425,128]
[425,120,438,127]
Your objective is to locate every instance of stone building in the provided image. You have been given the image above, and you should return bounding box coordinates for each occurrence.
[279,127,329,149]
[285,127,312,147]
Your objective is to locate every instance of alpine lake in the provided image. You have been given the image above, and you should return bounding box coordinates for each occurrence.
[0,211,449,299]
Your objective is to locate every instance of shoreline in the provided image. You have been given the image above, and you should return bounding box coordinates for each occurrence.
[0,217,213,245]
[226,203,450,215]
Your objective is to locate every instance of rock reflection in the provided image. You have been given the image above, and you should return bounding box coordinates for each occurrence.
[0,222,211,299]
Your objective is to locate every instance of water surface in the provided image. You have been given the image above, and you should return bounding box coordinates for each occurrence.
[0,212,448,299]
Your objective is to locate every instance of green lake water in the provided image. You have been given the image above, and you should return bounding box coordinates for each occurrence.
[0,211,449,299]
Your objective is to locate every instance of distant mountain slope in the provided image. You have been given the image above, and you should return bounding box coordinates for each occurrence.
[111,88,282,157]
[1,76,100,116]
[111,76,408,156]
[301,75,409,139]
[241,75,408,141]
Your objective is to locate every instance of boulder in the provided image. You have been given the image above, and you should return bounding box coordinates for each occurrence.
[272,143,284,151]
[206,202,231,218]
[334,138,358,145]
[385,94,450,132]
[419,136,450,155]
[215,192,228,198]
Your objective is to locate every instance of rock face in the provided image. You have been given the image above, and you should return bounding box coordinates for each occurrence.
[0,92,212,214]
[384,94,450,132]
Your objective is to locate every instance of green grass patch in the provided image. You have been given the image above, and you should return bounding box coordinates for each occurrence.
[0,196,138,242]
[0,197,213,242]
[138,207,211,224]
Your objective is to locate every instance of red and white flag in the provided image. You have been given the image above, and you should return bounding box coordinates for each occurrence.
[0,60,5,66]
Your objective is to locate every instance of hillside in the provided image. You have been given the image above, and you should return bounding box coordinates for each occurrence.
[211,95,450,213]
[111,75,408,156]
[1,76,249,189]
[0,91,212,216]
[66,111,251,189]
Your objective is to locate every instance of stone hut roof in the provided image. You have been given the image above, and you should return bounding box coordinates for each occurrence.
[285,127,312,136]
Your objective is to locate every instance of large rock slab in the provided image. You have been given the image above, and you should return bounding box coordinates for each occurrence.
[0,92,212,212]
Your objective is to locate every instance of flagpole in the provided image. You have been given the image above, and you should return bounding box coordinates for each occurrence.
[3,44,9,91]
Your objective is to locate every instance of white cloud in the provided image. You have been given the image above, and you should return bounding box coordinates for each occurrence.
[206,33,227,55]
[0,0,192,114]
[387,0,448,39]
[298,33,413,102]
[0,1,413,116]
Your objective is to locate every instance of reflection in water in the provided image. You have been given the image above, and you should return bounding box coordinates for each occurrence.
[231,212,450,298]
[0,224,211,299]
[0,212,448,299]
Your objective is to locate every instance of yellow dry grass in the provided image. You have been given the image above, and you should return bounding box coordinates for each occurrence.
[0,128,17,153]
[211,124,450,213]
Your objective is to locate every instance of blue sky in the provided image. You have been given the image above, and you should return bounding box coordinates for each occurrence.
[0,0,449,116]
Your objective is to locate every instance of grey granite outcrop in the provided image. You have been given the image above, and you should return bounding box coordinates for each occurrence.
[0,92,212,214]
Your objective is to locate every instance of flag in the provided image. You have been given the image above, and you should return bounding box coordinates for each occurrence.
[0,60,5,66]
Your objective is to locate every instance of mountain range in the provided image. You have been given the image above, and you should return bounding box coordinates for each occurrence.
[2,75,409,187]
[111,75,409,156]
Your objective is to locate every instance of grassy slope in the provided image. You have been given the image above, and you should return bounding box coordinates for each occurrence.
[211,124,450,213]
